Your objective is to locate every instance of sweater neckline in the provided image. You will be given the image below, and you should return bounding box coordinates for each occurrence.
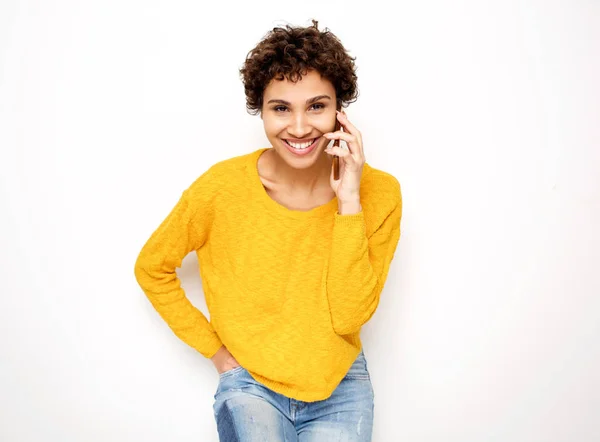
[248,148,339,219]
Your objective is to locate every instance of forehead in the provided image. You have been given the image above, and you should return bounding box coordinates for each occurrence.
[263,70,335,101]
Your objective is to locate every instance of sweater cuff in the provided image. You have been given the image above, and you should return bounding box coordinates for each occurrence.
[202,333,224,359]
[334,210,366,227]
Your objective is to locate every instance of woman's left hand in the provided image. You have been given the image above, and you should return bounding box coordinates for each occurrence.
[323,110,365,207]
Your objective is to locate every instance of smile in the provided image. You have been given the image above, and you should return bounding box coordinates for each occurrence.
[284,138,317,149]
[282,138,320,156]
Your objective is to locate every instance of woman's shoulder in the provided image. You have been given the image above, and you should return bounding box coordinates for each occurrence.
[185,149,262,193]
[362,163,401,200]
[360,164,402,226]
[201,149,261,178]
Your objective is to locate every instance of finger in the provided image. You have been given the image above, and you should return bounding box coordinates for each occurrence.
[338,112,364,158]
[337,111,362,145]
[324,145,353,159]
[323,131,359,152]
[324,131,355,142]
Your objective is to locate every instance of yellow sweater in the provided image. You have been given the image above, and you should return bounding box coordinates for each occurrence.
[134,148,402,402]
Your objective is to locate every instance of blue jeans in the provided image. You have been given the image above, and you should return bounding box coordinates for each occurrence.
[213,351,374,441]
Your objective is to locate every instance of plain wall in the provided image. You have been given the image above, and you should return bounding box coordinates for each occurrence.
[1,0,599,441]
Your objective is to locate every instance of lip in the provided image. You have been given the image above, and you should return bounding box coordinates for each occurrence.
[282,137,320,156]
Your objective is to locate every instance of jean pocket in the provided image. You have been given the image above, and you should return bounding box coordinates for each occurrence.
[215,366,246,400]
[344,351,371,380]
[218,365,244,380]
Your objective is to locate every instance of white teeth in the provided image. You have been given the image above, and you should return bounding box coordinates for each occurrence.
[286,139,315,150]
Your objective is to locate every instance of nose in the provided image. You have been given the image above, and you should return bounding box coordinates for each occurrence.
[287,111,312,139]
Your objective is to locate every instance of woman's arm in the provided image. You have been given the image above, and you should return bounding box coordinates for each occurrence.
[325,180,402,335]
[134,179,223,359]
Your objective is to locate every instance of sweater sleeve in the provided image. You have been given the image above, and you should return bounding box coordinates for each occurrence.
[325,179,402,335]
[134,177,223,359]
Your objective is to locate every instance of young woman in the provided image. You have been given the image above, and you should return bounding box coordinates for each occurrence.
[134,20,402,441]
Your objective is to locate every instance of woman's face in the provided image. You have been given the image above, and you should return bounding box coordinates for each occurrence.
[261,69,337,170]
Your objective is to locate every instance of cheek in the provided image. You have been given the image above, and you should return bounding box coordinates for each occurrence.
[313,110,337,127]
[313,116,336,134]
[263,118,286,136]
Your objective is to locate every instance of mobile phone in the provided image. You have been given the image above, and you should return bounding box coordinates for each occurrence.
[333,120,341,180]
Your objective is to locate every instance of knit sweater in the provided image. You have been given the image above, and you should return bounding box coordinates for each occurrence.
[134,147,402,402]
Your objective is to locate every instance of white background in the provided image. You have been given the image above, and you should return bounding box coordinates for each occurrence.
[1,1,599,441]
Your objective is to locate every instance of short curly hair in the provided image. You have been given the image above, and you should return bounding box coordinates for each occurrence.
[240,20,359,115]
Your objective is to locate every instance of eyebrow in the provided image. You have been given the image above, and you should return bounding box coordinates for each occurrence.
[266,95,332,105]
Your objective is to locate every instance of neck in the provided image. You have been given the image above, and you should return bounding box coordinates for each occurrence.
[270,150,332,193]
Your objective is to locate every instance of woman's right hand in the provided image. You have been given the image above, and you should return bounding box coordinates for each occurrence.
[211,345,241,374]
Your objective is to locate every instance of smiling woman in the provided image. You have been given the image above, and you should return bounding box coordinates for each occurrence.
[261,71,337,171]
[134,19,402,442]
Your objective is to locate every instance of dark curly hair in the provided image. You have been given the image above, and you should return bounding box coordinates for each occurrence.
[240,20,359,115]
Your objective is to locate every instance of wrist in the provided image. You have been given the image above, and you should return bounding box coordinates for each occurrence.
[338,199,362,215]
[211,346,227,366]
[210,346,240,373]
